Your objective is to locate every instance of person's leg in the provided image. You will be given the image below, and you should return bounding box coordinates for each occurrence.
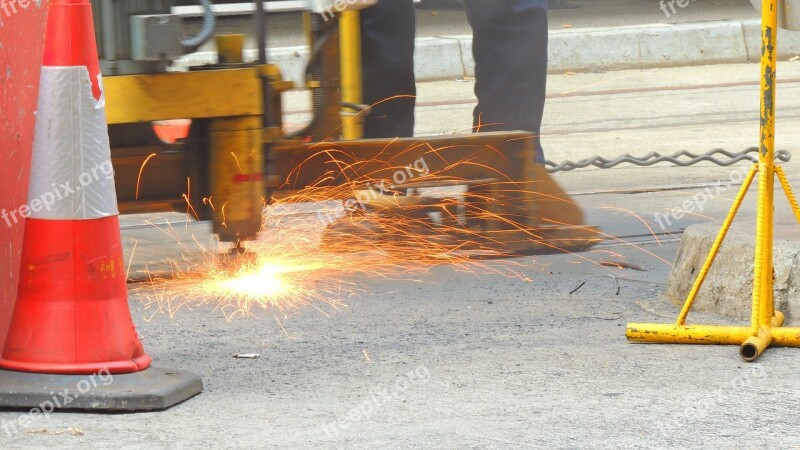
[360,0,417,138]
[463,0,548,163]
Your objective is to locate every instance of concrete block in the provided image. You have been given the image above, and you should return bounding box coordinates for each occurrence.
[666,222,800,321]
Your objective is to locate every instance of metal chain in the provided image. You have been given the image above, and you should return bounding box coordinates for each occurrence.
[545,147,792,173]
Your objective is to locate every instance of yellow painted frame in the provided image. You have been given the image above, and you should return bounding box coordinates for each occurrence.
[626,0,800,361]
[103,66,291,125]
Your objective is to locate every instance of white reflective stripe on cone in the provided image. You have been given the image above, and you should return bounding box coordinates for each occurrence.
[28,66,119,220]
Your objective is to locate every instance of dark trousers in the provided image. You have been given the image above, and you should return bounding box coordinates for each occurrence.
[359,1,417,138]
[464,0,548,163]
[360,1,547,162]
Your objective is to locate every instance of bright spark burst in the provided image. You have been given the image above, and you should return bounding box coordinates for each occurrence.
[206,263,300,302]
[131,131,666,321]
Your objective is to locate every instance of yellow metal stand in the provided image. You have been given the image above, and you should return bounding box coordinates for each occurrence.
[626,0,800,361]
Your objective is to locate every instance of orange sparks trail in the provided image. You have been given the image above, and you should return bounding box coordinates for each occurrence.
[130,135,666,321]
[135,153,157,200]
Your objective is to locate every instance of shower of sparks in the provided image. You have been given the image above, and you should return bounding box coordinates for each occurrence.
[131,132,666,321]
[133,205,539,320]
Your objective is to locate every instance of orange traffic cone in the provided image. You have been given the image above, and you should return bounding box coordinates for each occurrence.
[0,0,150,375]
[0,0,202,412]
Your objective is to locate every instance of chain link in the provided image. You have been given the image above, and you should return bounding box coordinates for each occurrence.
[545,147,792,173]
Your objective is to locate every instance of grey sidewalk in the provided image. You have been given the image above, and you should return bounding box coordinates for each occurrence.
[188,0,760,46]
[181,20,800,83]
[175,0,800,82]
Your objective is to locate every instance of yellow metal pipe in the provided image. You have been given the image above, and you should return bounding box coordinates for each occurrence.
[776,165,800,224]
[628,325,800,347]
[339,9,364,140]
[629,314,785,346]
[740,328,771,361]
[675,164,758,325]
[753,0,779,334]
[626,324,752,345]
[773,310,786,328]
[770,325,800,345]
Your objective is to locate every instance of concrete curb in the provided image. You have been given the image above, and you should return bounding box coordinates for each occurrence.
[175,19,800,84]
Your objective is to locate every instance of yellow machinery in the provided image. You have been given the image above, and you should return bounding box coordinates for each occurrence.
[101,1,598,255]
[627,0,800,361]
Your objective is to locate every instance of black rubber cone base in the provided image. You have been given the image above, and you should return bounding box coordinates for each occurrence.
[0,367,202,412]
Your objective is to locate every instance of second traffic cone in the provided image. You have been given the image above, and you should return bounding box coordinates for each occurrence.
[0,0,151,375]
